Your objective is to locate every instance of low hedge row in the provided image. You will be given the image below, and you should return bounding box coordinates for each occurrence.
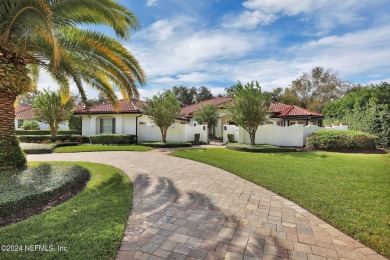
[140,142,192,148]
[306,130,377,151]
[226,143,297,153]
[21,143,80,154]
[89,134,136,145]
[16,130,82,136]
[0,163,90,218]
[18,135,89,143]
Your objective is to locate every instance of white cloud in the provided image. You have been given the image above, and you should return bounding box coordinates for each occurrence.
[224,0,380,31]
[223,10,277,29]
[146,0,157,7]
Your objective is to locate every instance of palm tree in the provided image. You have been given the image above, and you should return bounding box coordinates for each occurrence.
[0,1,146,169]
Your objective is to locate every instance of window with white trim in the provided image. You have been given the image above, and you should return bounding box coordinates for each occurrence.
[17,119,24,128]
[99,118,116,134]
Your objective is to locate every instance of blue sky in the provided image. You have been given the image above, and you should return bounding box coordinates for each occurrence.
[39,0,390,100]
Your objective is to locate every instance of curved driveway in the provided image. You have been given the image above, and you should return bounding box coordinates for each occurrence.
[28,151,385,260]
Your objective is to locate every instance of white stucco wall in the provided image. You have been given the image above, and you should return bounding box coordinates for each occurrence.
[80,114,208,143]
[224,123,349,147]
[15,118,69,131]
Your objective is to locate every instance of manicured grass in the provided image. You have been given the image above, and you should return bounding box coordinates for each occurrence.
[0,162,132,259]
[0,163,89,218]
[54,144,152,153]
[226,143,297,152]
[171,148,390,257]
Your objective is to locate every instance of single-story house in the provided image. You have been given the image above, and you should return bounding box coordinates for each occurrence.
[75,99,208,142]
[15,106,69,130]
[180,97,324,136]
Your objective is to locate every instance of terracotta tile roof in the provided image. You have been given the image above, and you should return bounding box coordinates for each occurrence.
[181,97,233,117]
[270,102,292,113]
[73,97,323,119]
[15,106,35,119]
[75,99,146,114]
[180,98,323,118]
[273,104,323,117]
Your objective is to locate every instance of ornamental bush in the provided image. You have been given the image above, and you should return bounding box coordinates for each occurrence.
[21,121,40,130]
[227,134,235,143]
[0,163,89,218]
[306,130,377,151]
[0,137,26,169]
[89,134,136,145]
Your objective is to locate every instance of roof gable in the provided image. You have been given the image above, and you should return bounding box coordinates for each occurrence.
[76,99,145,114]
[15,106,35,119]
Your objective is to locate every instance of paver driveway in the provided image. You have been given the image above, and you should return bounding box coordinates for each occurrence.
[28,151,386,260]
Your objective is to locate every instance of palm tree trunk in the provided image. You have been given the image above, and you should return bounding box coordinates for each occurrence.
[0,90,27,170]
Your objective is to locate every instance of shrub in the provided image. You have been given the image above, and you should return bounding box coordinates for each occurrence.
[140,142,192,148]
[18,135,88,143]
[89,134,136,145]
[194,133,200,143]
[21,143,57,154]
[21,121,40,130]
[306,130,377,151]
[227,134,235,143]
[0,137,26,169]
[16,130,82,135]
[0,163,89,218]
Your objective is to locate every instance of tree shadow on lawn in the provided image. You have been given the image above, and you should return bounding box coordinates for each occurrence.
[120,173,280,259]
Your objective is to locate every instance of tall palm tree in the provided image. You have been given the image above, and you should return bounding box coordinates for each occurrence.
[0,0,146,169]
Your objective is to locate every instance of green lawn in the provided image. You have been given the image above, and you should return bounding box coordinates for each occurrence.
[0,162,132,259]
[171,148,390,257]
[54,144,152,153]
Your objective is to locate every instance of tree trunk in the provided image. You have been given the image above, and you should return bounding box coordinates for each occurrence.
[51,123,58,136]
[161,127,167,143]
[249,131,256,145]
[249,126,257,145]
[0,90,27,169]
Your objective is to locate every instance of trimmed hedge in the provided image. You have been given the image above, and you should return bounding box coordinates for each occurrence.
[18,135,88,144]
[306,130,377,151]
[226,143,297,153]
[21,143,57,154]
[16,130,82,135]
[0,163,90,218]
[140,142,192,148]
[89,134,136,145]
[21,143,80,154]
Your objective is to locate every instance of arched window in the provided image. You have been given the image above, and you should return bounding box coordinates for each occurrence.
[98,117,116,134]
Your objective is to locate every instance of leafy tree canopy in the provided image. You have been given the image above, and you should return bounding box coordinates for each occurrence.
[226,81,271,145]
[170,86,215,106]
[32,89,74,136]
[193,104,220,129]
[275,66,352,112]
[323,82,390,148]
[141,91,181,143]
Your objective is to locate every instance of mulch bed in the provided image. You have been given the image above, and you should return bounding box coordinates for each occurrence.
[0,176,90,227]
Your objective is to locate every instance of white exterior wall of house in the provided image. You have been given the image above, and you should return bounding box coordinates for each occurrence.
[15,118,69,131]
[223,123,348,146]
[81,114,208,143]
[187,109,229,138]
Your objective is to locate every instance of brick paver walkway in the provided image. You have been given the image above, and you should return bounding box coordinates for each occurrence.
[28,151,386,260]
